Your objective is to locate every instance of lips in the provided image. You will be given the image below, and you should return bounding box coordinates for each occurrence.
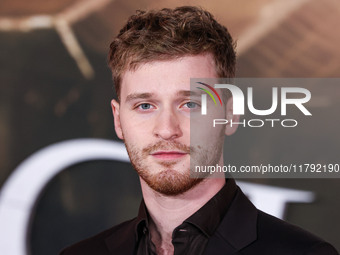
[151,151,188,160]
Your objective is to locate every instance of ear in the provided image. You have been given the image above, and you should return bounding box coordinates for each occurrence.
[225,97,240,136]
[111,99,124,140]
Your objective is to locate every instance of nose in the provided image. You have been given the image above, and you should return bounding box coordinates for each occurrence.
[153,107,183,140]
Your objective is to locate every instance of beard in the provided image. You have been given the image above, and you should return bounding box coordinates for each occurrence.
[123,138,223,196]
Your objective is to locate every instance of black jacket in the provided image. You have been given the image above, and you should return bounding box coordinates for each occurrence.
[60,188,338,255]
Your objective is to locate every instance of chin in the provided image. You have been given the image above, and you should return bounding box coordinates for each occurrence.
[141,169,203,196]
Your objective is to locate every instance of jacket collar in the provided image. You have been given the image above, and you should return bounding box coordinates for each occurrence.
[104,218,137,255]
[104,200,151,254]
[185,178,237,237]
[203,187,258,254]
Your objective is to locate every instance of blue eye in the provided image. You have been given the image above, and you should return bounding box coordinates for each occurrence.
[139,103,152,110]
[185,102,197,108]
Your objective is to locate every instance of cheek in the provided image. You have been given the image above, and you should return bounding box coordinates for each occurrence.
[190,118,225,148]
[120,115,154,139]
[180,117,190,130]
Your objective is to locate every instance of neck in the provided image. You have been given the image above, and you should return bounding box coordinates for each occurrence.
[140,174,225,249]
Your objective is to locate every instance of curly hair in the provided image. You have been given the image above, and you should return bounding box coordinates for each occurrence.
[108,6,236,99]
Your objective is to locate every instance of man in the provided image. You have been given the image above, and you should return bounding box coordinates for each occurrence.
[61,6,338,255]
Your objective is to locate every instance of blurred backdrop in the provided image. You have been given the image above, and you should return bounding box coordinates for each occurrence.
[0,0,340,254]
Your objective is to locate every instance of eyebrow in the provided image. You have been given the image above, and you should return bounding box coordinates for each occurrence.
[124,90,201,102]
[177,90,201,97]
[125,93,154,103]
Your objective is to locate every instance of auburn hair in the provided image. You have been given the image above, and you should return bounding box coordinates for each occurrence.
[108,6,236,99]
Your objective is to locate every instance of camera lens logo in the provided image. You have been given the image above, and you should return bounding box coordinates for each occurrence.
[196,82,223,115]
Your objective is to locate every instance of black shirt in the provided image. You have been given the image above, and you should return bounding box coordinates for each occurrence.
[135,179,237,255]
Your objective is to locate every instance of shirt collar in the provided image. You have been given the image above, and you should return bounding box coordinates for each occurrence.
[184,178,237,237]
[134,178,237,240]
[135,199,149,241]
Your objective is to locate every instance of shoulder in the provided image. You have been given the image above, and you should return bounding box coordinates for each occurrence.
[59,218,137,255]
[253,210,338,255]
[216,187,338,255]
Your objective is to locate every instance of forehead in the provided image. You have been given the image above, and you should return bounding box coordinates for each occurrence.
[120,54,217,101]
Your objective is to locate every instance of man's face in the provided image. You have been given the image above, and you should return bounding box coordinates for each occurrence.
[111,54,232,196]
